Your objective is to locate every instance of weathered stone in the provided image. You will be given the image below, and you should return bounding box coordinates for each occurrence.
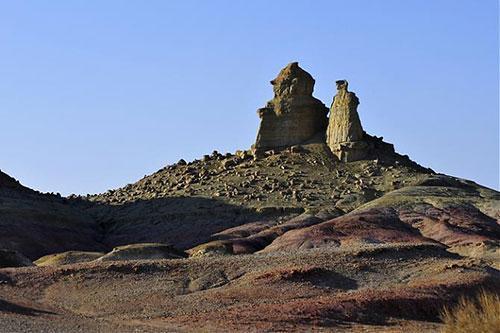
[235,150,251,160]
[327,80,368,162]
[254,62,328,153]
[327,80,363,144]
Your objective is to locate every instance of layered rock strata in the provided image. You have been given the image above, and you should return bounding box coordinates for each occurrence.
[326,80,369,162]
[253,62,328,154]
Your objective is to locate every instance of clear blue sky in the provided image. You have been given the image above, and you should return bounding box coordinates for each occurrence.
[0,0,498,194]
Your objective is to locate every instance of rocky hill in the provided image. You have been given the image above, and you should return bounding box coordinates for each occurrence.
[79,63,498,263]
[0,63,498,332]
[0,170,105,260]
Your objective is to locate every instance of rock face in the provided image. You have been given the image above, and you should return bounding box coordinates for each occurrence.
[327,80,369,162]
[327,80,364,143]
[254,62,328,153]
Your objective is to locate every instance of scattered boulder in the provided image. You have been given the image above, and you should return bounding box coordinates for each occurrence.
[35,251,105,266]
[96,243,186,262]
[290,145,305,153]
[0,249,33,268]
[235,150,251,160]
[253,62,328,153]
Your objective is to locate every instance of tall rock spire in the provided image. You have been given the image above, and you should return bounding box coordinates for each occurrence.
[326,80,369,162]
[327,80,364,145]
[253,62,328,153]
[326,80,395,162]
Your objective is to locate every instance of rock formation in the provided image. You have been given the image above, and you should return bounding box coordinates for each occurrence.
[327,80,364,144]
[253,62,328,154]
[326,80,369,162]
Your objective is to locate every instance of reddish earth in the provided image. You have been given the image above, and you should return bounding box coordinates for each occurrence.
[0,152,498,332]
[1,244,498,332]
[261,208,437,252]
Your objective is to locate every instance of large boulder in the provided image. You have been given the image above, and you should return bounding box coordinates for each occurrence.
[253,62,328,153]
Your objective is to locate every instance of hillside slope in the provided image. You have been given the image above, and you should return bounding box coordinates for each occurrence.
[0,171,105,260]
[83,142,435,250]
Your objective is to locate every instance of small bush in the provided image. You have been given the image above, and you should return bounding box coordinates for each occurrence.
[440,290,500,333]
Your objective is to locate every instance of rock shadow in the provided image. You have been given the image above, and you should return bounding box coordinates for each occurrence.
[81,196,301,252]
[0,299,55,316]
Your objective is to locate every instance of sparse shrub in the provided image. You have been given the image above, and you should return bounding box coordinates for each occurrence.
[440,290,500,333]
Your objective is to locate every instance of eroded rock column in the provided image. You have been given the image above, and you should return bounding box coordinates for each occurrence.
[253,62,328,153]
[327,80,368,162]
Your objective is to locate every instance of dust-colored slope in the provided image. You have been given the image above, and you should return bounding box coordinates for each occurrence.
[0,244,498,332]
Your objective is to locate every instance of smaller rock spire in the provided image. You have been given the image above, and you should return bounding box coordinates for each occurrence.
[326,80,369,162]
[327,80,364,145]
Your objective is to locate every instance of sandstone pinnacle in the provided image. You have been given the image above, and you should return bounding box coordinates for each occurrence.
[326,80,371,162]
[327,80,364,145]
[253,62,328,153]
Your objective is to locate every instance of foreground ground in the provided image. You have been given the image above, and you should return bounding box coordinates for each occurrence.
[1,243,498,332]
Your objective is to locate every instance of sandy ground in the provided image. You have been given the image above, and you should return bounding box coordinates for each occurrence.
[1,244,497,332]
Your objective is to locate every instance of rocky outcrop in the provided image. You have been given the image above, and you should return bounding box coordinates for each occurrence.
[326,80,369,162]
[327,80,396,162]
[254,62,328,153]
[327,80,364,144]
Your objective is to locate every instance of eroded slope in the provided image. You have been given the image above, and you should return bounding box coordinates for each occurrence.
[0,244,498,332]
